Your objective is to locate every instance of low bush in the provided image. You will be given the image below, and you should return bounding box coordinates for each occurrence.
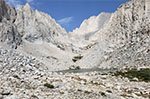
[114,68,150,82]
[72,55,83,62]
[44,83,54,89]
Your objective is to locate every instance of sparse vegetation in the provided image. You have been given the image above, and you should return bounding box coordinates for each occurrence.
[57,45,65,50]
[72,55,83,62]
[135,93,150,98]
[77,89,82,92]
[44,83,54,89]
[114,68,150,82]
[106,90,112,93]
[121,94,133,98]
[84,90,92,94]
[100,92,106,96]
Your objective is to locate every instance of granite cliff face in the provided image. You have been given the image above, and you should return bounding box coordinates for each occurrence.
[15,4,70,47]
[14,3,77,70]
[0,1,73,51]
[0,0,21,49]
[76,0,150,69]
[0,0,76,70]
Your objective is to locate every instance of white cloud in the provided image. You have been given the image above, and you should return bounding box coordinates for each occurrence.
[6,0,23,9]
[15,4,22,9]
[57,17,73,25]
[6,0,35,9]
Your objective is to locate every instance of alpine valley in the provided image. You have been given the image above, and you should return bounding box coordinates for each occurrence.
[0,0,150,98]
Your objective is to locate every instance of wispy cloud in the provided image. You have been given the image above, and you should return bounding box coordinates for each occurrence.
[6,0,23,9]
[6,0,36,9]
[57,17,73,25]
[26,0,34,3]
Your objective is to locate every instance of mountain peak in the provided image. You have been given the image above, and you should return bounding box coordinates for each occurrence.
[70,12,111,41]
[24,3,31,10]
[20,3,33,16]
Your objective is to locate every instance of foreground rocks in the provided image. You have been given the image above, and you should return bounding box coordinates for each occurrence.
[0,47,149,99]
[1,70,150,98]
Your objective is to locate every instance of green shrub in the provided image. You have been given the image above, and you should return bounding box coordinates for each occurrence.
[84,90,92,94]
[72,55,83,62]
[106,90,112,93]
[114,68,150,82]
[44,83,54,89]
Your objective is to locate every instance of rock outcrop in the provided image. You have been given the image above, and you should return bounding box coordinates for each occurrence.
[0,0,21,49]
[76,0,150,69]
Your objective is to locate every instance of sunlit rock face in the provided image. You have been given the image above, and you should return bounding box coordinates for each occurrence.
[0,0,76,71]
[15,3,73,51]
[70,12,111,40]
[69,13,111,48]
[76,0,150,69]
[0,0,73,51]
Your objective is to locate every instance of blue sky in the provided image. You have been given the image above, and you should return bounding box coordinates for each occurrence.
[6,0,131,32]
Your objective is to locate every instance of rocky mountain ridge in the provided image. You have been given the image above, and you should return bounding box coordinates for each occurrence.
[0,0,150,98]
[0,0,79,71]
[0,0,149,70]
[75,0,150,69]
[0,0,74,51]
[15,3,68,44]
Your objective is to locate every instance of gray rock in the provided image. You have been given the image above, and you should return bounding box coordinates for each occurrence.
[0,87,11,96]
[0,95,3,99]
[0,0,21,49]
[5,95,20,99]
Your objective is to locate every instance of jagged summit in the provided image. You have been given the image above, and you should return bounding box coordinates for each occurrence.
[24,3,31,9]
[68,12,112,48]
[15,2,70,46]
[69,12,111,41]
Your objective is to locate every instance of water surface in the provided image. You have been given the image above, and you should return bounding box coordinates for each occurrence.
[54,68,118,74]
